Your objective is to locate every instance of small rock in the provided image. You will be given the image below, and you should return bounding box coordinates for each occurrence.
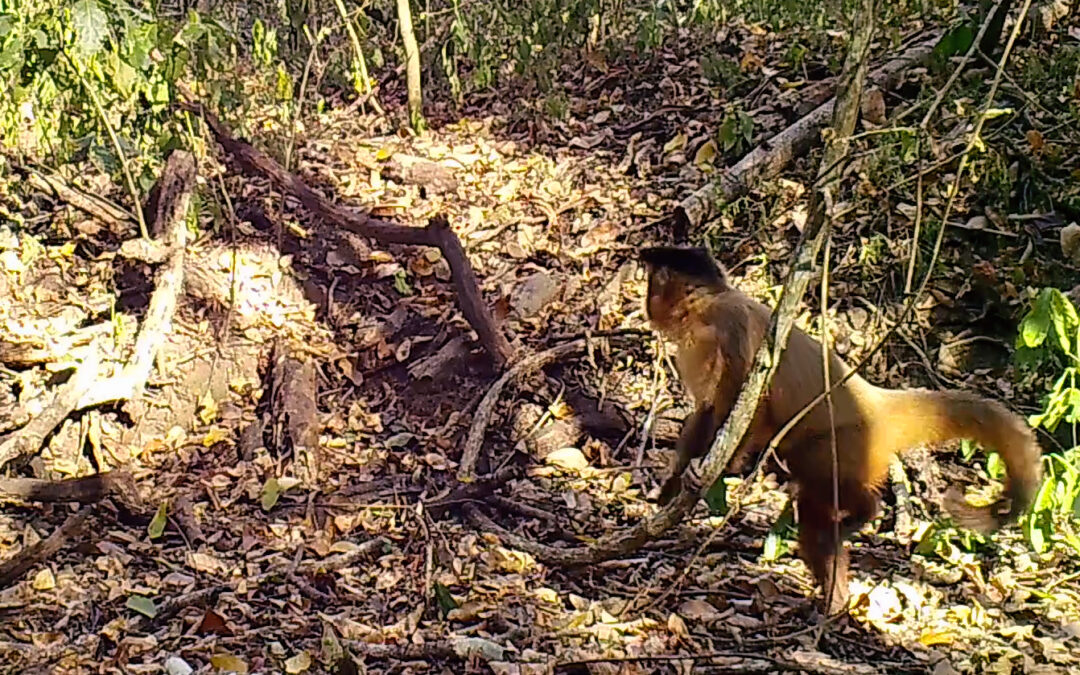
[164,656,194,675]
[511,271,562,318]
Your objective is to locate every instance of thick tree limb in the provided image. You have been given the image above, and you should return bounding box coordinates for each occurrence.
[677,31,942,230]
[76,150,194,410]
[179,96,512,368]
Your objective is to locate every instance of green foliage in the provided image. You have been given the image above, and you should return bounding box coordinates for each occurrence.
[1012,288,1080,553]
[718,106,754,155]
[0,0,238,185]
[703,476,729,514]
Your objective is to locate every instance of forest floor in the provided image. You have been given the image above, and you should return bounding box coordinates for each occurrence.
[4,4,1080,675]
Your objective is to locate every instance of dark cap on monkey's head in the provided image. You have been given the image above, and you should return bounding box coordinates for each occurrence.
[639,246,724,285]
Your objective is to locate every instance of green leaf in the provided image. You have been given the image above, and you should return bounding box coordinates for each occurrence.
[393,269,412,296]
[261,477,281,511]
[739,111,754,146]
[0,31,23,74]
[432,581,457,618]
[1033,472,1056,512]
[703,477,728,514]
[148,500,168,539]
[126,594,158,618]
[1050,289,1080,354]
[72,0,109,58]
[1023,511,1050,553]
[933,23,974,60]
[110,51,137,97]
[719,114,737,151]
[1065,388,1080,423]
[986,451,1004,480]
[1019,289,1053,348]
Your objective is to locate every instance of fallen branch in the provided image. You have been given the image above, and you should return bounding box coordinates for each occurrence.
[0,152,195,471]
[345,637,506,663]
[0,473,124,504]
[22,167,135,229]
[76,150,194,410]
[677,31,943,230]
[179,94,513,368]
[457,339,589,481]
[0,352,100,469]
[426,465,521,518]
[0,506,94,588]
[555,650,882,675]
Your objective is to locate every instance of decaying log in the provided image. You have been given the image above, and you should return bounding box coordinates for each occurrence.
[179,94,514,369]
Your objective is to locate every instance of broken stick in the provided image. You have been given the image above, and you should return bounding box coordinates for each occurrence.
[0,506,94,588]
[179,95,513,368]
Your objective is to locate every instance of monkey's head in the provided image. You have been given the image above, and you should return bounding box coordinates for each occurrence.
[639,246,730,333]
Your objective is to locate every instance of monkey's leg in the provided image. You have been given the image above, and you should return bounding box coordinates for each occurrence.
[797,478,880,616]
[658,404,717,505]
[796,491,850,616]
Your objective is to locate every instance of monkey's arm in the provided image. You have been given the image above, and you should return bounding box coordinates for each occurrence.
[658,403,718,505]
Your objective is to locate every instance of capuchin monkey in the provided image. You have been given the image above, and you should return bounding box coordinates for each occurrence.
[640,245,1042,615]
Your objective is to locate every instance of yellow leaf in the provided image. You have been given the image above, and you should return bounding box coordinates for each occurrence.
[261,478,281,512]
[663,132,687,154]
[210,652,249,674]
[919,630,956,646]
[284,651,312,674]
[494,179,520,202]
[693,139,718,167]
[32,568,55,591]
[202,426,231,447]
[197,390,218,425]
[375,146,393,161]
[544,447,588,471]
[740,52,763,72]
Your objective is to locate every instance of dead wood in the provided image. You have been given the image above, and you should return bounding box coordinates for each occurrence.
[426,465,522,518]
[676,31,943,230]
[0,506,94,588]
[0,472,123,504]
[0,151,194,471]
[457,337,597,481]
[179,95,513,368]
[76,149,195,410]
[0,352,100,469]
[556,650,882,674]
[269,343,321,485]
[22,168,135,229]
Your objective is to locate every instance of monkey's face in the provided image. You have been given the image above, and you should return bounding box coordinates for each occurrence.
[643,264,685,334]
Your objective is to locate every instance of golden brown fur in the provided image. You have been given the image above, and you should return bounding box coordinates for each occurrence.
[641,246,1043,615]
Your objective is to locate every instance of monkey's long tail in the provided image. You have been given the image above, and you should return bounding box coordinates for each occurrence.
[869,388,1043,533]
